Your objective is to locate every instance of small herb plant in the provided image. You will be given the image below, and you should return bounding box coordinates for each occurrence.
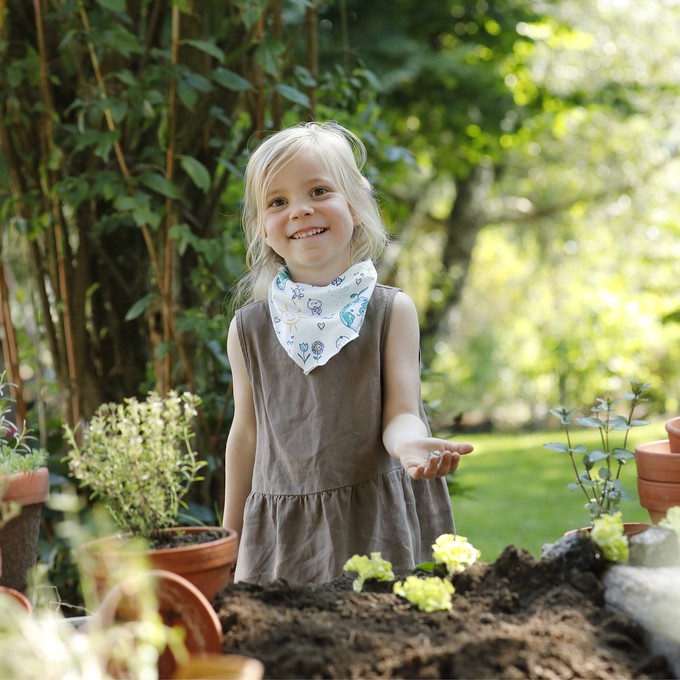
[544,379,651,521]
[64,390,204,541]
[343,552,395,592]
[0,372,48,476]
[591,511,629,562]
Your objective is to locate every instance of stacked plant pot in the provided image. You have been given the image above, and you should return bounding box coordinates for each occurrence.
[635,416,680,523]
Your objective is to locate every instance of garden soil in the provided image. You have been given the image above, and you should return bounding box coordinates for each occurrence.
[213,541,672,680]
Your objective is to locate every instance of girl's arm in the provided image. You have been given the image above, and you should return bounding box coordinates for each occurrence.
[222,317,258,538]
[382,291,473,480]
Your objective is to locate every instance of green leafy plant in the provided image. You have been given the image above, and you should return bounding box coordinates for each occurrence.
[544,379,651,521]
[0,372,48,476]
[393,576,455,613]
[64,390,204,541]
[343,552,395,592]
[591,511,629,562]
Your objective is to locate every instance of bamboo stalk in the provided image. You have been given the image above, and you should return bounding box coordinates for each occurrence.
[34,0,81,427]
[305,3,318,119]
[272,0,282,128]
[0,262,24,427]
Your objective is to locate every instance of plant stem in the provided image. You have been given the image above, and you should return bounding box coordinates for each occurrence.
[566,426,591,503]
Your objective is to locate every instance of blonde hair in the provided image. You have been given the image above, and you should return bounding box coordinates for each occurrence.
[233,121,389,306]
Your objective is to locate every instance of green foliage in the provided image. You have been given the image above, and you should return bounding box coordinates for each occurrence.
[0,372,47,476]
[63,391,204,540]
[543,379,651,521]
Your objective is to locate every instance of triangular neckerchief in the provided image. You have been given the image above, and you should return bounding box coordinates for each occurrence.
[267,260,378,374]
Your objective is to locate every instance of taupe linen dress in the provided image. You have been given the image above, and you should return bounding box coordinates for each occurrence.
[233,284,456,584]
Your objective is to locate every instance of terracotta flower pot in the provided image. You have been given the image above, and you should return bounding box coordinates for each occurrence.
[636,478,680,524]
[0,467,50,593]
[666,416,680,453]
[0,585,33,614]
[565,522,651,538]
[635,438,680,524]
[83,526,238,602]
[93,569,222,680]
[635,439,680,483]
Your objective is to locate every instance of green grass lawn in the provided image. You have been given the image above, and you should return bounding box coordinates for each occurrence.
[448,422,668,563]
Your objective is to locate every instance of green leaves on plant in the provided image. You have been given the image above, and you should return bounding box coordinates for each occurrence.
[95,0,126,12]
[125,293,157,322]
[178,155,210,192]
[182,39,225,63]
[212,68,252,91]
[138,171,183,200]
[275,84,310,107]
[233,0,267,30]
[544,379,651,520]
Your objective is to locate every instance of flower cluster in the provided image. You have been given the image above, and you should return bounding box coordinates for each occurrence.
[591,511,629,562]
[432,534,480,574]
[392,576,454,613]
[343,552,395,592]
[343,534,481,612]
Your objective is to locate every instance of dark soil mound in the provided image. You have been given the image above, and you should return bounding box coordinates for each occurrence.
[213,543,671,679]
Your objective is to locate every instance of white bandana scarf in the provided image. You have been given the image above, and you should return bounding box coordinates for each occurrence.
[268,260,378,374]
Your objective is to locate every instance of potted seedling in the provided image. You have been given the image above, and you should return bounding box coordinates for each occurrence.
[0,372,49,594]
[64,389,237,601]
[544,378,652,538]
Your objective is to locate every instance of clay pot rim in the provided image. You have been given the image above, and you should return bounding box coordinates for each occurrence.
[84,526,237,556]
[637,477,680,490]
[635,439,678,455]
[0,585,33,614]
[0,467,50,505]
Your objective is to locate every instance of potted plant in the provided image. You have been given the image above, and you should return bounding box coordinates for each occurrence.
[634,414,680,523]
[0,372,50,594]
[544,378,651,534]
[64,389,237,601]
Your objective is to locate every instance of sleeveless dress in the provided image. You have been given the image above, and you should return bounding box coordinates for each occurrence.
[233,284,456,584]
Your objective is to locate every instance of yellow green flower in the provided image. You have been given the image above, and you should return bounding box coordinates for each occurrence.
[591,511,629,562]
[393,576,455,612]
[343,552,395,592]
[432,534,481,574]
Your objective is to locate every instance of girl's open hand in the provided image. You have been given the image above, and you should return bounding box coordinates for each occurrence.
[398,440,474,480]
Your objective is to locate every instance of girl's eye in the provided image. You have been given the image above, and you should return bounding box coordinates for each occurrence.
[268,197,286,208]
[311,187,329,197]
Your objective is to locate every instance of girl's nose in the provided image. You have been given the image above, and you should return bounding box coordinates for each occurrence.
[289,202,314,220]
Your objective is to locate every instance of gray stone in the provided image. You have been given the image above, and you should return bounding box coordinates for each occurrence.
[629,526,680,567]
[604,565,680,678]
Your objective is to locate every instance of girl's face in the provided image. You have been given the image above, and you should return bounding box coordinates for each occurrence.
[262,150,358,286]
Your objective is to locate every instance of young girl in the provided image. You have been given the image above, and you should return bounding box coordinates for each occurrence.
[223,121,473,584]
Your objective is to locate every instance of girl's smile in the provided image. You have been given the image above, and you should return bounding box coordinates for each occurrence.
[263,150,357,285]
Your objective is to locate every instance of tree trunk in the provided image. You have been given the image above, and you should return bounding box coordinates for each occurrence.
[420,164,495,363]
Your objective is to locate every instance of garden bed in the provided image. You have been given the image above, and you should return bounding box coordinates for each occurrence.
[213,544,671,679]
